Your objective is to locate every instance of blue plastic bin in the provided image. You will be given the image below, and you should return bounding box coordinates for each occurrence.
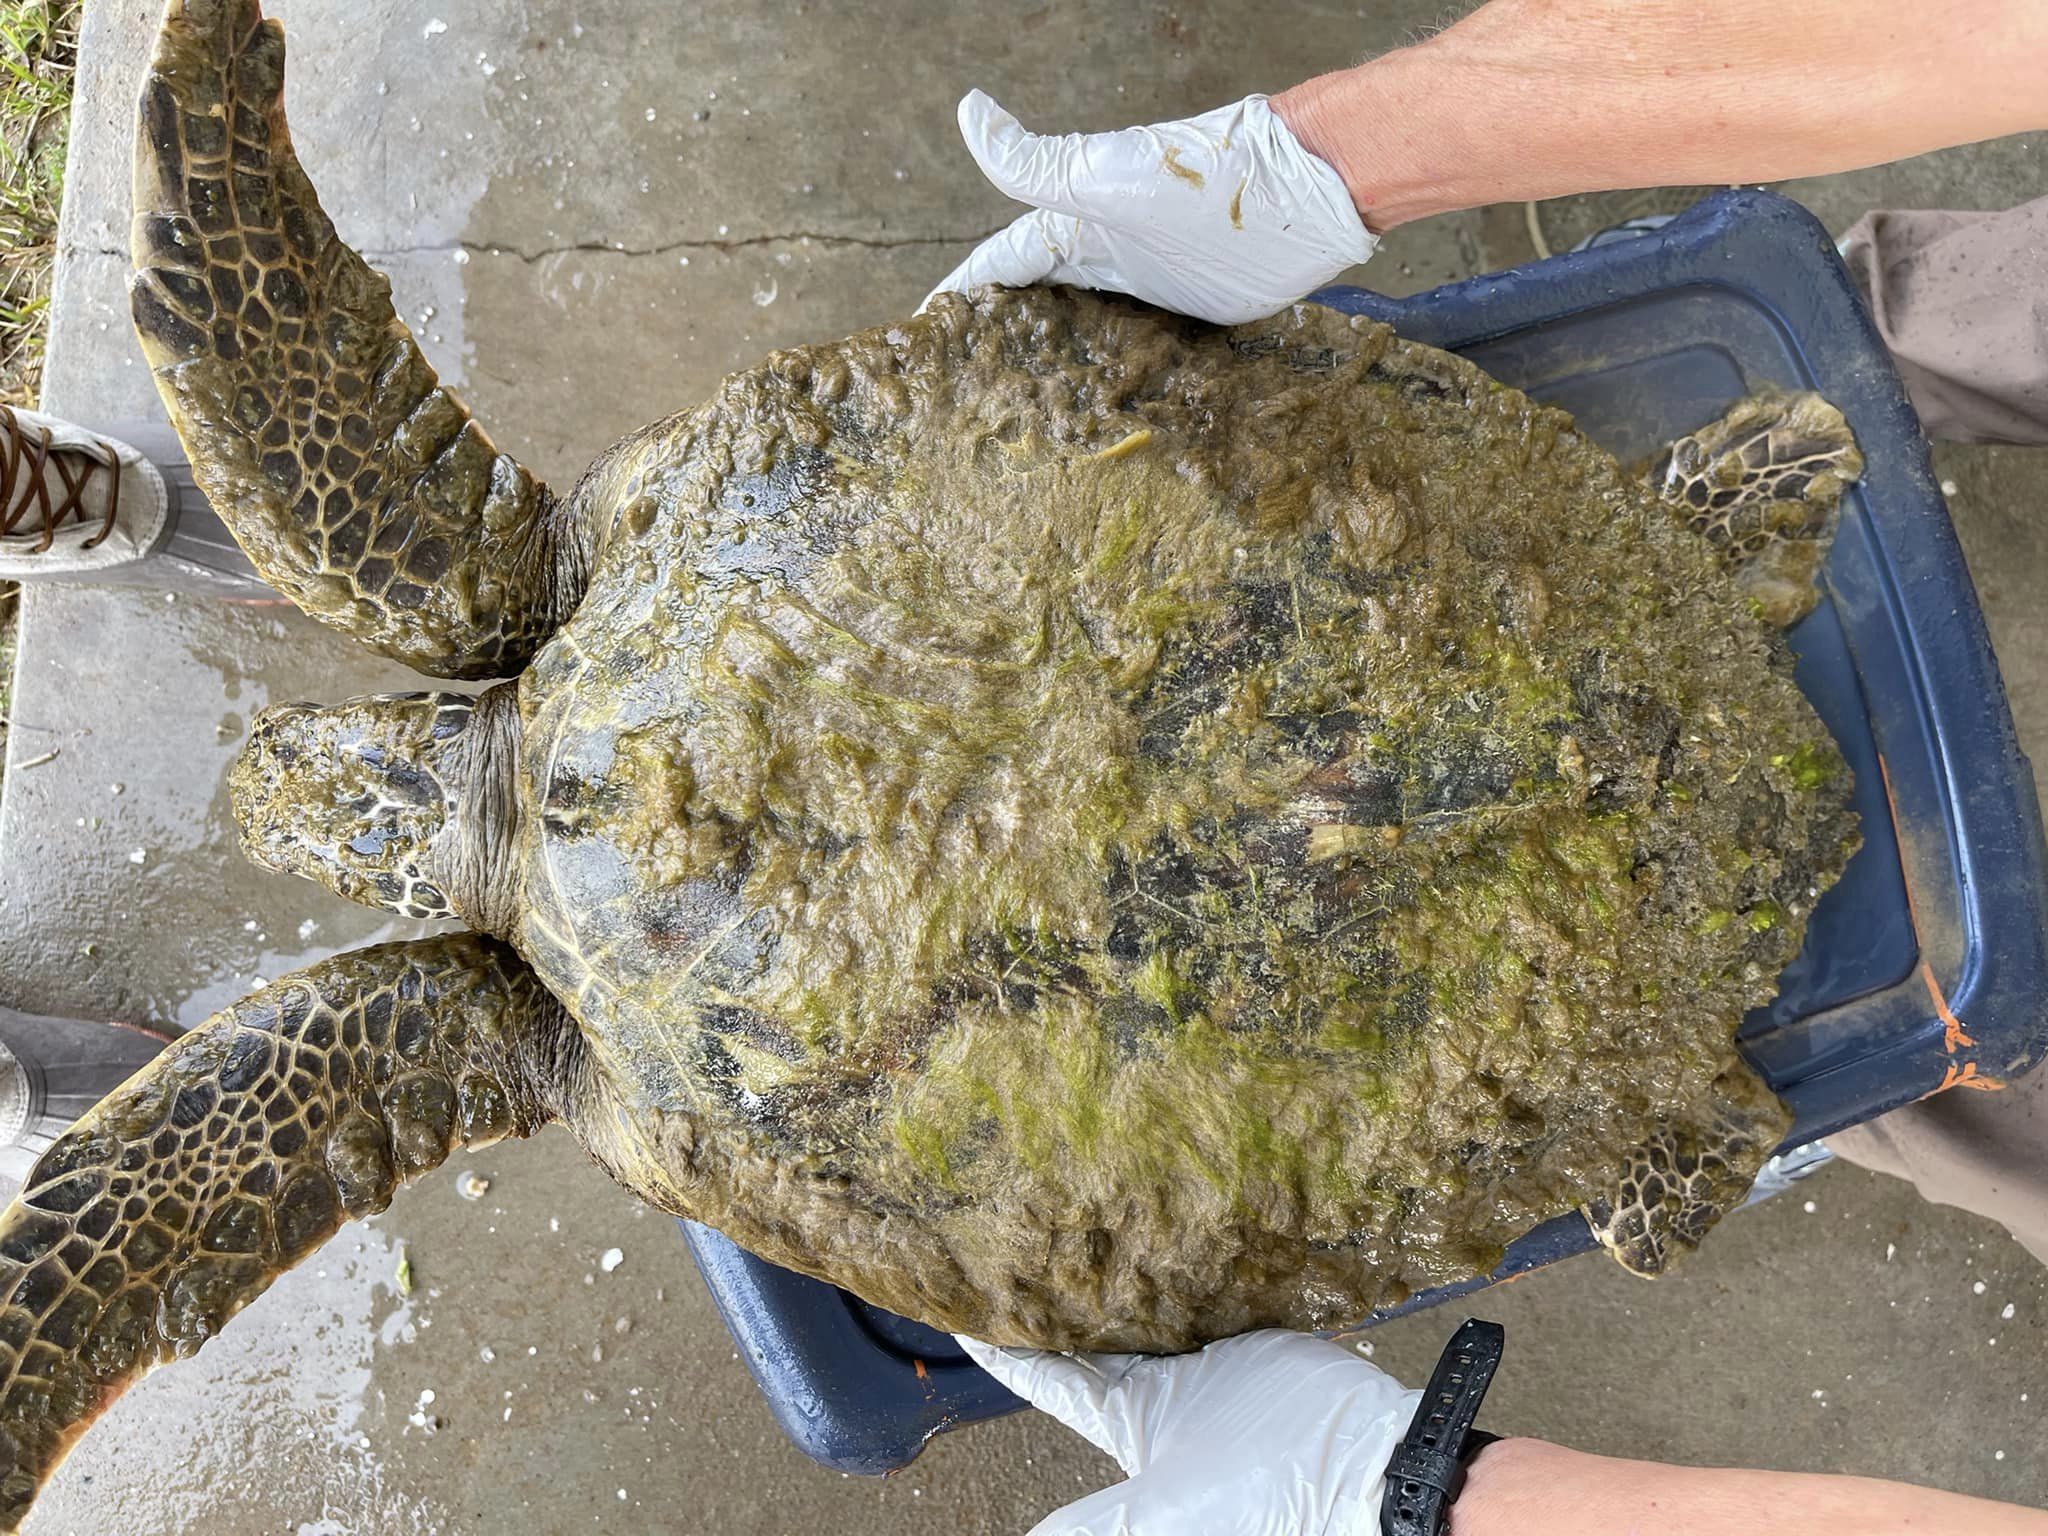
[678,188,2048,1473]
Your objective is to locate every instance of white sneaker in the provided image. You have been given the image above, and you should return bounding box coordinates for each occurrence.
[0,1008,169,1198]
[0,405,170,579]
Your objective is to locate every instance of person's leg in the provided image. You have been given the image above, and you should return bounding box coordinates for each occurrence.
[0,407,170,574]
[1827,194,2048,1257]
[1829,1070,2048,1266]
[0,1007,168,1198]
[0,407,269,596]
[1836,196,2048,445]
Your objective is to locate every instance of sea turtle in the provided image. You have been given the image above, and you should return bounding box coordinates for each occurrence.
[0,0,1864,1522]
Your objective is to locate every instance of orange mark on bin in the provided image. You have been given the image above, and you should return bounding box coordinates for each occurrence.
[1876,753,1991,1088]
[1921,963,1976,1053]
[1935,1061,2002,1093]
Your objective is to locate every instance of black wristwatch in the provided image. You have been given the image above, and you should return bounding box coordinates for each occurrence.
[1379,1319,1505,1536]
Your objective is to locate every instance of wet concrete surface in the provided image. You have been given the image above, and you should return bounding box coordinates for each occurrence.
[4,0,2046,1530]
[0,589,444,1031]
[21,1139,2048,1536]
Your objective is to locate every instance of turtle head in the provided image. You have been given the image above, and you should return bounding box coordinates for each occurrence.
[230,684,524,935]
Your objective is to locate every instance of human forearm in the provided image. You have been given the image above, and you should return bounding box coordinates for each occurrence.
[1453,1437,2048,1536]
[1274,0,2048,231]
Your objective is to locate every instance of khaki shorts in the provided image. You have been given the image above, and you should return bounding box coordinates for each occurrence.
[1835,197,2048,447]
[1830,1069,2048,1266]
[1826,196,2048,1258]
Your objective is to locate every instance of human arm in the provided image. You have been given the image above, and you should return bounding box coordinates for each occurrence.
[959,1330,1419,1534]
[932,0,2048,321]
[967,1327,2048,1535]
[1275,0,2048,232]
[1454,1435,2048,1536]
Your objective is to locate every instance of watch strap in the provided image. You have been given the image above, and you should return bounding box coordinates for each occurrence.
[1379,1318,1505,1536]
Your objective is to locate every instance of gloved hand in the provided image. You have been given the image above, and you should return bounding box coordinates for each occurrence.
[927,90,1377,324]
[960,1328,1420,1535]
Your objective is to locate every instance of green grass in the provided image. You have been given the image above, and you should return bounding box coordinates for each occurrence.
[0,0,81,778]
[0,0,77,409]
[0,581,14,757]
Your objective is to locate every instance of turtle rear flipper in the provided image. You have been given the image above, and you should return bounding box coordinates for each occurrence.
[1648,389,1863,629]
[1582,1060,1792,1277]
[0,936,569,1531]
[131,0,592,680]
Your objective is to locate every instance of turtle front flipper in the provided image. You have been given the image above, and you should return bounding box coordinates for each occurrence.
[0,935,571,1531]
[130,0,592,680]
[1581,1060,1792,1277]
[1647,389,1863,628]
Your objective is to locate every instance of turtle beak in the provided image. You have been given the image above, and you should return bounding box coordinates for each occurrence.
[231,702,322,879]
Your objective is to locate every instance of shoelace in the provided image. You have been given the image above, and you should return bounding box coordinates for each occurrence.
[0,404,121,553]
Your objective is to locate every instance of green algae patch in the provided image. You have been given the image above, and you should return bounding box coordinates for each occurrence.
[1774,742,1838,791]
[890,1005,1387,1229]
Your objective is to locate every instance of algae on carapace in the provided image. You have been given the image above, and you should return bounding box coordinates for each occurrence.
[514,288,1857,1347]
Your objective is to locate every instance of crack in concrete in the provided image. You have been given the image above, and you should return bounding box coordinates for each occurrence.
[366,228,1006,263]
[83,227,1002,266]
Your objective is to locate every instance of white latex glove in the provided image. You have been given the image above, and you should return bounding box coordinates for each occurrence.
[927,90,1377,324]
[960,1329,1420,1535]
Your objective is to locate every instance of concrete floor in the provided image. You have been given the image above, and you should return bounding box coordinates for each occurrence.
[3,0,2046,1531]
